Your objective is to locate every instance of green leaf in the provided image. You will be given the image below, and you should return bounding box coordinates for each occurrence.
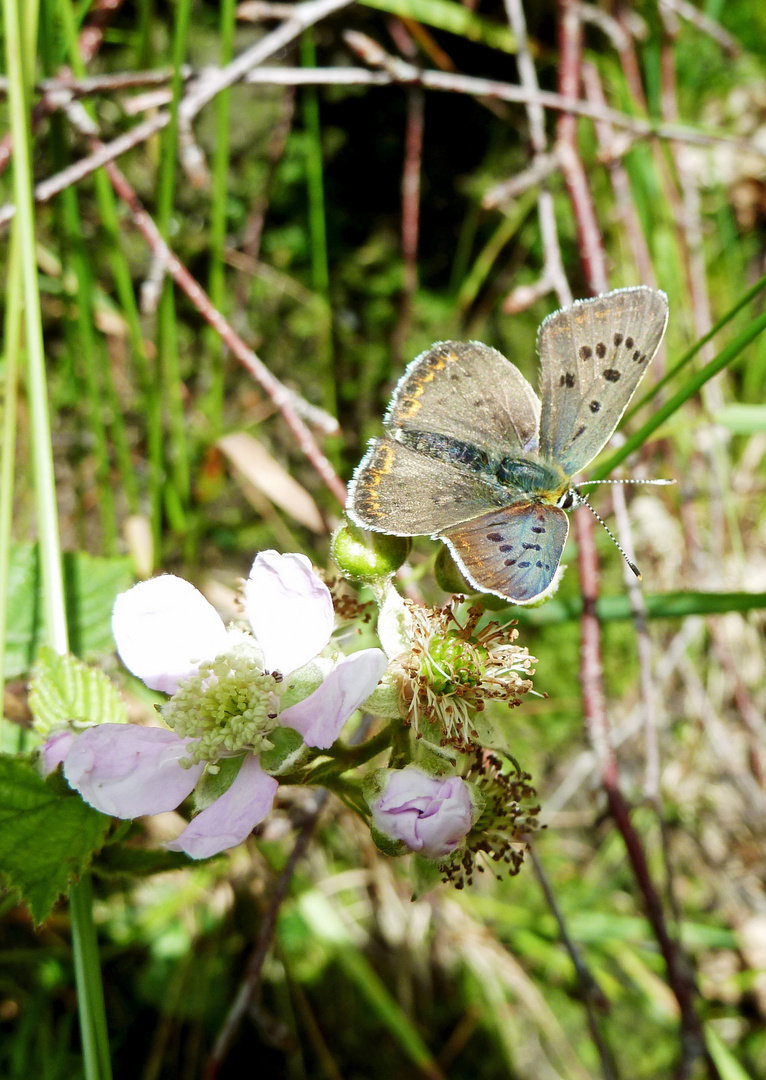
[28,645,128,736]
[359,0,517,53]
[4,542,134,679]
[714,404,766,434]
[0,754,111,924]
[507,590,766,626]
[92,842,191,881]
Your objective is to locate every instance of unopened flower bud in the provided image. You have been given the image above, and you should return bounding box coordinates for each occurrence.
[366,765,480,860]
[331,521,410,583]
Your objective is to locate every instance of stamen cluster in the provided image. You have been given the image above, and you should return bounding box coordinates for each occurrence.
[392,600,536,750]
[441,750,541,889]
[162,641,284,766]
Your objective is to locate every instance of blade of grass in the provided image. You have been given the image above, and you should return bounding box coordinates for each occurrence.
[507,590,766,627]
[626,268,766,422]
[593,307,766,479]
[359,0,516,53]
[201,0,237,436]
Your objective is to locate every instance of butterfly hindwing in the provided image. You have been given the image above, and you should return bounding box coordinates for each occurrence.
[441,502,569,603]
[348,435,511,537]
[386,341,541,457]
[538,287,668,476]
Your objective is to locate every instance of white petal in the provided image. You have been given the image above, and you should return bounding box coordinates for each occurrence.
[245,551,334,676]
[112,576,229,693]
[167,755,279,859]
[280,648,388,749]
[63,724,204,817]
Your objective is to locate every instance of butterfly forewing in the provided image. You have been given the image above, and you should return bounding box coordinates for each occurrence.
[442,503,569,603]
[538,287,668,476]
[348,436,512,536]
[386,341,541,457]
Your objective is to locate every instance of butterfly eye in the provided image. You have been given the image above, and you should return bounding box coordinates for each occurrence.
[557,491,574,510]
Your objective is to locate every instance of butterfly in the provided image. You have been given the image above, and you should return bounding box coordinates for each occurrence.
[346,287,669,603]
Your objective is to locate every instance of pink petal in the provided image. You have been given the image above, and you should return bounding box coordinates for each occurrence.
[112,576,229,693]
[372,769,475,859]
[41,729,76,776]
[244,551,334,676]
[63,724,204,817]
[167,755,279,859]
[280,648,387,749]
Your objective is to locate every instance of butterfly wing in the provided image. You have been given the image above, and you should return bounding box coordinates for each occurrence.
[538,287,668,476]
[386,340,541,457]
[348,435,512,536]
[441,502,569,602]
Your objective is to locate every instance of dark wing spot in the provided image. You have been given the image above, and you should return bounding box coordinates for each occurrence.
[640,353,647,364]
[579,345,592,360]
[518,561,531,568]
[487,533,503,542]
[531,526,545,534]
[596,342,606,359]
[505,559,517,567]
[633,350,641,362]
[522,543,542,551]
[614,332,623,346]
[590,400,601,413]
[536,561,543,568]
[572,425,587,440]
[625,336,634,349]
[565,372,575,387]
[603,368,621,382]
[499,544,513,552]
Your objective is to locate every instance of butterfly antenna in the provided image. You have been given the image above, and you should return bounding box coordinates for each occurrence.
[573,478,675,490]
[569,489,642,579]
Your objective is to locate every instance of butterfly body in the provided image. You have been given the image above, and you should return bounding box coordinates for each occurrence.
[347,287,669,603]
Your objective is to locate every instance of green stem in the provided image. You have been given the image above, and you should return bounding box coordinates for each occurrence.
[70,875,113,1080]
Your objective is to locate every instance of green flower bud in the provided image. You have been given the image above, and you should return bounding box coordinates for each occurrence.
[331,520,410,583]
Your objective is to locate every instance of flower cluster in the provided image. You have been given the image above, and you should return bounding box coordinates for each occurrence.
[45,552,387,858]
[39,540,542,888]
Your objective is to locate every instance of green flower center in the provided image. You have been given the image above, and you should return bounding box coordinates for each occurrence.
[162,642,285,766]
[423,632,487,695]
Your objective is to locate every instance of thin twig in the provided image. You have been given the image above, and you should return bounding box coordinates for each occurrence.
[62,103,345,498]
[203,791,330,1079]
[528,841,618,1080]
[659,0,741,57]
[556,0,608,295]
[501,0,571,310]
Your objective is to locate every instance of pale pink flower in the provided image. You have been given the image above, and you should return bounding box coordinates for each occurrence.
[53,551,387,858]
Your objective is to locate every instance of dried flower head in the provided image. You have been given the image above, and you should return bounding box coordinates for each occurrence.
[390,599,536,750]
[440,749,541,889]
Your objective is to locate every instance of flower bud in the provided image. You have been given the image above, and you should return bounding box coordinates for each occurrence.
[366,765,479,860]
[331,521,410,583]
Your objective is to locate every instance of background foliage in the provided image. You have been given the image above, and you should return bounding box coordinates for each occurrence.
[2,0,766,1077]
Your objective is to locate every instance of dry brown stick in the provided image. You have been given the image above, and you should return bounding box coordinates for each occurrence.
[0,0,126,176]
[501,0,572,311]
[388,18,425,366]
[203,792,329,1080]
[556,0,608,295]
[660,0,741,57]
[61,105,345,500]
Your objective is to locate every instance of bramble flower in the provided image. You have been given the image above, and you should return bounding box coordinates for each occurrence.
[367,765,480,859]
[373,591,537,751]
[53,551,387,859]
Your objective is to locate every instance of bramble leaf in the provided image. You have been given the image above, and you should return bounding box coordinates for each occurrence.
[0,754,111,924]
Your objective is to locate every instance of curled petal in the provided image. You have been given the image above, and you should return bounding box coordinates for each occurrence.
[371,768,476,859]
[281,648,388,749]
[63,724,204,818]
[167,755,279,859]
[112,576,229,694]
[245,551,333,676]
[41,729,76,776]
